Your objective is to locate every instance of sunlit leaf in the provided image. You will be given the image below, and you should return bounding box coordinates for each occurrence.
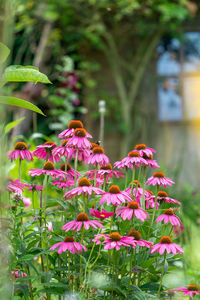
[0,42,10,64]
[5,117,25,134]
[0,96,45,116]
[2,65,51,84]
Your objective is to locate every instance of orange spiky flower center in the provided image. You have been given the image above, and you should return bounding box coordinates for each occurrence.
[131,180,141,187]
[100,163,112,170]
[43,161,55,170]
[109,232,121,241]
[61,139,69,147]
[128,230,141,240]
[128,201,139,209]
[78,178,91,187]
[91,143,99,150]
[92,146,104,154]
[109,185,120,194]
[153,171,165,178]
[135,144,146,150]
[14,142,28,150]
[64,236,74,243]
[74,128,87,137]
[164,209,174,216]
[76,213,89,221]
[158,191,168,197]
[128,151,140,157]
[187,284,199,291]
[146,189,154,196]
[60,163,71,171]
[68,120,83,129]
[160,236,172,244]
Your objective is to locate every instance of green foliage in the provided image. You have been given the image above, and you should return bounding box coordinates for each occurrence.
[2,65,51,84]
[5,117,25,134]
[0,96,45,116]
[0,42,10,64]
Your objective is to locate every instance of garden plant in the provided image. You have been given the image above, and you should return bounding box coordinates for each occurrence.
[5,119,200,299]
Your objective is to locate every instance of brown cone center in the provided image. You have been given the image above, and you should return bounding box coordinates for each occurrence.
[108,185,120,194]
[164,209,174,216]
[160,236,172,244]
[64,236,74,243]
[153,171,165,178]
[14,142,28,150]
[78,178,91,187]
[128,201,139,209]
[76,213,89,221]
[43,161,55,170]
[128,230,141,240]
[93,146,104,154]
[128,151,140,157]
[109,232,121,241]
[135,144,146,150]
[68,120,83,129]
[74,128,86,137]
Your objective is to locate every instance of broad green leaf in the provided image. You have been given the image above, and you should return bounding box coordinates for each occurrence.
[5,117,25,134]
[0,96,45,116]
[0,42,10,64]
[2,65,51,84]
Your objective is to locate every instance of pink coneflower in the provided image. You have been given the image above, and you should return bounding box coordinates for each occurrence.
[58,120,92,139]
[64,178,104,199]
[87,146,109,167]
[134,144,156,158]
[99,185,132,206]
[27,184,43,192]
[50,236,87,254]
[166,284,200,298]
[150,236,183,255]
[29,161,66,179]
[126,181,145,200]
[116,201,150,222]
[7,142,33,161]
[67,147,91,162]
[33,141,60,163]
[128,230,153,248]
[59,163,81,179]
[113,160,126,170]
[43,221,53,232]
[142,153,159,169]
[102,232,136,250]
[122,151,147,169]
[145,171,175,188]
[67,128,91,149]
[157,191,181,205]
[10,270,27,280]
[52,179,75,189]
[86,164,124,183]
[92,233,109,245]
[145,190,159,209]
[63,212,103,232]
[7,178,27,195]
[22,197,31,208]
[89,208,114,219]
[52,139,71,158]
[156,209,182,227]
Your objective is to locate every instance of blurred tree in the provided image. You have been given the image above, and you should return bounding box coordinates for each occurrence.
[13,0,199,154]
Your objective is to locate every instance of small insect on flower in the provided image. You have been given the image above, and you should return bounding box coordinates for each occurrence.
[50,236,87,254]
[7,142,33,161]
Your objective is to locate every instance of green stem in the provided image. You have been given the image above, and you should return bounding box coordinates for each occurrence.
[147,185,159,239]
[94,164,98,186]
[130,165,135,196]
[79,227,84,283]
[19,158,21,181]
[32,190,35,210]
[141,166,147,210]
[124,167,128,189]
[157,252,166,298]
[134,165,142,200]
[74,148,79,187]
[68,252,71,291]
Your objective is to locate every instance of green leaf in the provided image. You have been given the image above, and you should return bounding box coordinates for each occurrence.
[5,117,25,134]
[18,254,36,262]
[0,96,45,116]
[0,42,10,64]
[2,65,51,84]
